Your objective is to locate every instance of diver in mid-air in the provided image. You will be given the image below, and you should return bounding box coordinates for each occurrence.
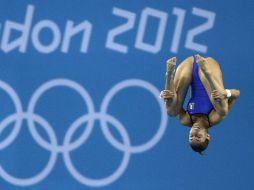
[160,55,240,154]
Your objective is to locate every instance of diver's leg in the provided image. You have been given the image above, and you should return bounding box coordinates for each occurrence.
[160,57,178,115]
[196,55,228,116]
[163,57,177,104]
[170,57,193,115]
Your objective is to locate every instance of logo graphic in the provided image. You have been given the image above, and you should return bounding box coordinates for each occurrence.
[0,78,167,187]
[189,102,195,110]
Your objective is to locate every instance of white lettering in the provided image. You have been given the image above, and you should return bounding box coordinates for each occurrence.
[135,8,168,53]
[106,7,136,53]
[171,8,186,53]
[61,21,92,53]
[32,20,61,53]
[1,5,34,53]
[185,7,216,53]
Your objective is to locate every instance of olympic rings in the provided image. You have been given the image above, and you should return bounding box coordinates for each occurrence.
[0,78,168,187]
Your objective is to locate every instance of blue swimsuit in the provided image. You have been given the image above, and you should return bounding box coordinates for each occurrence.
[187,56,213,116]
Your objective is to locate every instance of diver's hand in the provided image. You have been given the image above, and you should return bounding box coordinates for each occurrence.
[160,90,176,102]
[211,89,227,102]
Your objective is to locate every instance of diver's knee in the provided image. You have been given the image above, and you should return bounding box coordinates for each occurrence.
[218,108,228,117]
[166,109,178,117]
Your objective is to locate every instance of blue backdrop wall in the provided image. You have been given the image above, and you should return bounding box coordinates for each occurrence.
[0,0,254,190]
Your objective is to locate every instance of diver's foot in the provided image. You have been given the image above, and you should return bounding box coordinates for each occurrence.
[195,54,209,73]
[166,57,176,75]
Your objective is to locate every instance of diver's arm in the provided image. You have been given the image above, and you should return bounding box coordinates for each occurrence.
[227,89,240,111]
[209,89,240,126]
[210,89,229,116]
[178,108,192,127]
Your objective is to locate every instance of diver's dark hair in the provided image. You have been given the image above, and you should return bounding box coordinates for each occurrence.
[190,139,209,155]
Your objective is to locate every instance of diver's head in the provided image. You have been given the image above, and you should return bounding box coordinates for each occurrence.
[189,115,210,154]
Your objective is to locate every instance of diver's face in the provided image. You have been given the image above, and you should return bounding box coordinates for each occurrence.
[189,123,209,144]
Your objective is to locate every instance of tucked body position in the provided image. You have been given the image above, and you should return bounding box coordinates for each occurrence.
[160,55,240,154]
